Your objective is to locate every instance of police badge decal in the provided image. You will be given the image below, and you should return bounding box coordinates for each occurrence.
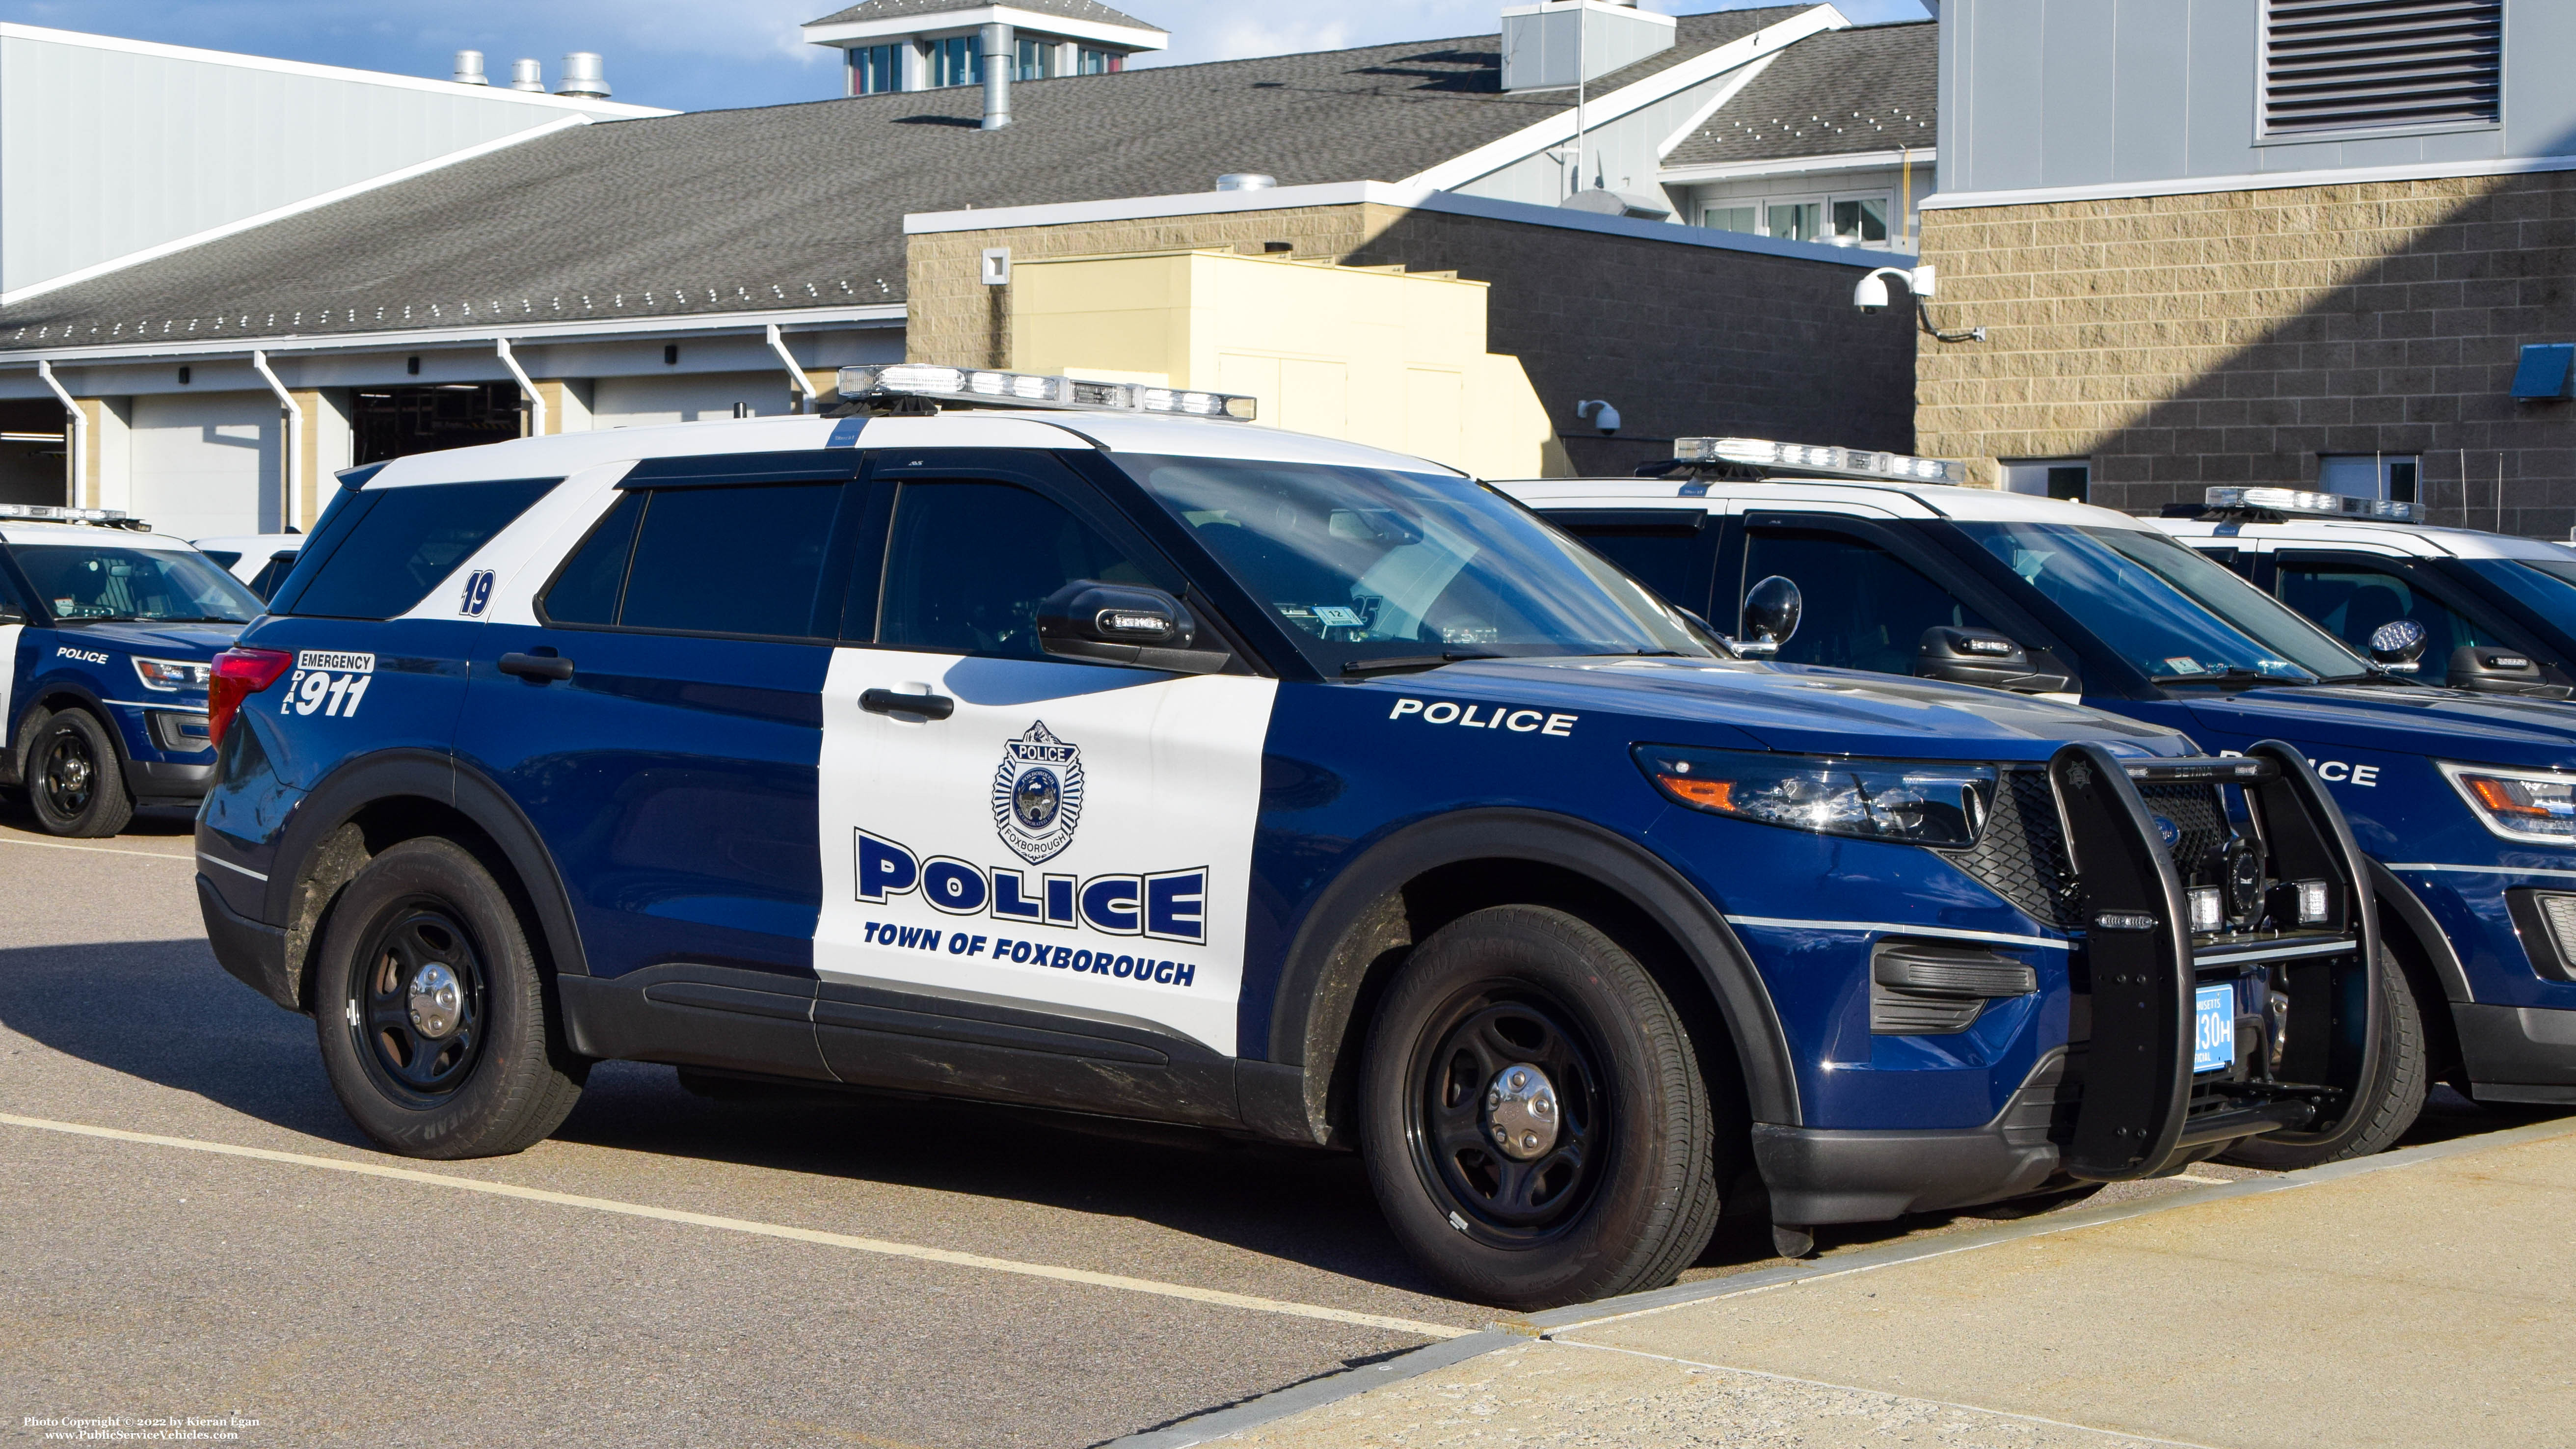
[992,722,1086,863]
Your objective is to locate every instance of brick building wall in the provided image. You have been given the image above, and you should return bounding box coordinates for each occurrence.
[909,202,1918,476]
[1917,172,2576,537]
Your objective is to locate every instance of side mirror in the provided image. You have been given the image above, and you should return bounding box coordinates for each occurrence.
[1036,582,1230,676]
[1736,575,1802,659]
[2445,644,2574,698]
[2368,618,2428,671]
[1914,626,2075,695]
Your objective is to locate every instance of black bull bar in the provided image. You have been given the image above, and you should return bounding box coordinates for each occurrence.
[2049,739,2381,1180]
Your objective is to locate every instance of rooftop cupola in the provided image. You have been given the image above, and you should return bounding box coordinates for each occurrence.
[1501,0,1675,92]
[802,0,1168,100]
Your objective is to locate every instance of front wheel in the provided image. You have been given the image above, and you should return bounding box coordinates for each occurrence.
[2218,946,2425,1170]
[24,709,133,837]
[1359,905,1722,1310]
[313,838,588,1158]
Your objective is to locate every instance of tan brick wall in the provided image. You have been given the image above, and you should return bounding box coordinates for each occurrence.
[1918,172,2576,535]
[910,202,1919,471]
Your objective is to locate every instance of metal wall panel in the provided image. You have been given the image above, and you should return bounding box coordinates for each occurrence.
[128,390,275,537]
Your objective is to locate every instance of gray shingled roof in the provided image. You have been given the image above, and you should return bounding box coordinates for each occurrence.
[0,7,1809,350]
[805,0,1160,33]
[1664,20,1933,168]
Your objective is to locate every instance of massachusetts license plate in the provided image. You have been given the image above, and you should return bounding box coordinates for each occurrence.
[2193,983,2235,1074]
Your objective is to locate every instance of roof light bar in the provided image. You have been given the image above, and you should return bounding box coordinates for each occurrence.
[2205,486,2425,524]
[0,504,133,524]
[1675,436,1967,485]
[837,364,1259,422]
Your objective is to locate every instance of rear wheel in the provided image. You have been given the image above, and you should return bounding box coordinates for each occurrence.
[2218,946,2425,1170]
[313,838,587,1158]
[1359,905,1722,1310]
[24,709,133,838]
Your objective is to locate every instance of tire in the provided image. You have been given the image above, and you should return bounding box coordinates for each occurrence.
[2218,946,2426,1170]
[24,708,133,838]
[1359,905,1723,1310]
[313,838,588,1158]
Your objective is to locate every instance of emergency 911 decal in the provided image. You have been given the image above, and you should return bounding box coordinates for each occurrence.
[283,650,375,719]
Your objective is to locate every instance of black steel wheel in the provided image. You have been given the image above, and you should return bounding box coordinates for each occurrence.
[1361,905,1723,1310]
[313,838,587,1158]
[24,709,133,837]
[2218,946,2425,1169]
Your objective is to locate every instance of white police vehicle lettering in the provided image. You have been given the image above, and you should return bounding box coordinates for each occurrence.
[55,646,108,665]
[284,650,376,719]
[2311,760,2380,786]
[1389,697,1575,735]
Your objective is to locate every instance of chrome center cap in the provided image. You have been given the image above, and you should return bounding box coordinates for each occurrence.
[1483,1063,1560,1161]
[407,962,463,1039]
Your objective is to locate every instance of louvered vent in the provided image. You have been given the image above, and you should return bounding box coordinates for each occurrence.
[2262,0,2501,136]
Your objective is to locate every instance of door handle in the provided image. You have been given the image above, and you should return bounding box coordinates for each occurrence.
[860,688,954,720]
[498,652,575,682]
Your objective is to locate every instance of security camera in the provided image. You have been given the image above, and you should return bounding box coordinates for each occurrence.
[1576,400,1621,436]
[1852,273,1890,314]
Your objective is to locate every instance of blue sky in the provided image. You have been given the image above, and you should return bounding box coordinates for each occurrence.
[0,0,1932,113]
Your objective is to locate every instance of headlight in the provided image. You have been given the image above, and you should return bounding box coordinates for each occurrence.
[133,657,211,692]
[1636,746,1993,847]
[2441,761,2576,843]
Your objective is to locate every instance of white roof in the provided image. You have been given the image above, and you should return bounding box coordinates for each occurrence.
[1499,476,2162,529]
[0,521,199,550]
[190,534,303,552]
[364,410,1457,489]
[2151,515,2574,561]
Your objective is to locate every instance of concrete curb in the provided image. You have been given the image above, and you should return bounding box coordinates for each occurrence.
[1099,1111,2576,1447]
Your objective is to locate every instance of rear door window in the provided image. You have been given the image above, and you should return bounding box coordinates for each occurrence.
[2276,555,2487,675]
[285,478,558,619]
[539,483,851,640]
[1739,526,1992,675]
[1549,510,1716,618]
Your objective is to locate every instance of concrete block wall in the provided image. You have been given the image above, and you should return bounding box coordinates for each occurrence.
[1917,172,2576,537]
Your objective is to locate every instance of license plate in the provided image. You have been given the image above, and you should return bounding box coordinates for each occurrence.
[2193,983,2235,1074]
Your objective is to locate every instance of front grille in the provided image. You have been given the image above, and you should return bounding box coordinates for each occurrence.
[1940,769,2077,927]
[2136,782,2230,884]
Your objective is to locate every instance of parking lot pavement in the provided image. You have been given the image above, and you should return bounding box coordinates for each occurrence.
[0,806,2549,1448]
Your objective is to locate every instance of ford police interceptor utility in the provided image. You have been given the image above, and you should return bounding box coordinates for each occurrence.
[1515,439,2576,1154]
[197,366,2384,1309]
[2155,487,2576,696]
[0,504,261,836]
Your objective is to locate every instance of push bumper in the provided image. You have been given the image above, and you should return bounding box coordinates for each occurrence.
[2458,1003,2576,1105]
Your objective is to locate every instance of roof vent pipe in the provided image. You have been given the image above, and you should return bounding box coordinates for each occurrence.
[557,52,610,99]
[1216,173,1277,191]
[509,59,545,92]
[980,22,1013,130]
[453,50,488,85]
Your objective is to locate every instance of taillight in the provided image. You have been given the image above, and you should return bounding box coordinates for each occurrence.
[207,646,294,748]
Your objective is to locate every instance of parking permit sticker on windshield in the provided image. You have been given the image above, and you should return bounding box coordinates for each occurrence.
[1313,606,1363,627]
[285,650,376,719]
[2165,657,2203,674]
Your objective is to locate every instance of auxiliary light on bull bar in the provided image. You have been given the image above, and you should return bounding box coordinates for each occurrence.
[2205,486,2425,523]
[836,364,1259,422]
[1675,436,1967,485]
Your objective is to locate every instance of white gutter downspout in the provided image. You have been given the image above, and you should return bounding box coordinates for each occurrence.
[34,361,83,508]
[249,349,304,530]
[495,337,546,437]
[765,323,819,414]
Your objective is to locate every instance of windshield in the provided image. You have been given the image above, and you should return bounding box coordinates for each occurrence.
[1957,521,2361,683]
[1112,455,1711,673]
[2461,557,2576,632]
[15,544,262,624]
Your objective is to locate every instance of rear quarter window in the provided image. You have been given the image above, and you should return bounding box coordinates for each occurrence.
[282,478,557,620]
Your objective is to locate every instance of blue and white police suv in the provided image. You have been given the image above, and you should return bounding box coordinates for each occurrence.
[198,366,2382,1309]
[0,504,261,836]
[1513,438,2576,1162]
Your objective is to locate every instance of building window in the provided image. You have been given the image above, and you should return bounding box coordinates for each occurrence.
[850,43,903,95]
[1078,47,1124,75]
[1701,205,1757,235]
[1017,37,1057,80]
[1766,202,1822,243]
[2002,459,2091,502]
[2319,454,2421,503]
[2261,0,2499,136]
[929,34,976,88]
[1829,197,1890,247]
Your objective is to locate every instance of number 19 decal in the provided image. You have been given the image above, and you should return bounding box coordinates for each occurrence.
[460,569,496,617]
[284,650,375,719]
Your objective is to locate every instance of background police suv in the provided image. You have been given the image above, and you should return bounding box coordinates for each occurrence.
[199,367,2381,1309]
[1516,440,2576,1149]
[0,504,260,836]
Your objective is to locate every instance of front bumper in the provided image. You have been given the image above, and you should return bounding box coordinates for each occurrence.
[2458,1003,2576,1104]
[131,758,216,805]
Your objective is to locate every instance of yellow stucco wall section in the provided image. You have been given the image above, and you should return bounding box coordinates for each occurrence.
[1007,249,1565,479]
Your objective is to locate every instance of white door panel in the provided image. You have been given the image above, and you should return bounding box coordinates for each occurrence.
[815,646,1275,1056]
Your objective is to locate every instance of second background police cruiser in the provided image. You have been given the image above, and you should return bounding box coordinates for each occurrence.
[197,367,2381,1309]
[0,504,259,836]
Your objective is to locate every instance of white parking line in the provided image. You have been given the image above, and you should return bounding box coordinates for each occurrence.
[0,1111,1469,1341]
[0,835,193,862]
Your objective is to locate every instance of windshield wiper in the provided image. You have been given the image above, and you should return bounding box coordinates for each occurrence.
[1342,651,1504,678]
